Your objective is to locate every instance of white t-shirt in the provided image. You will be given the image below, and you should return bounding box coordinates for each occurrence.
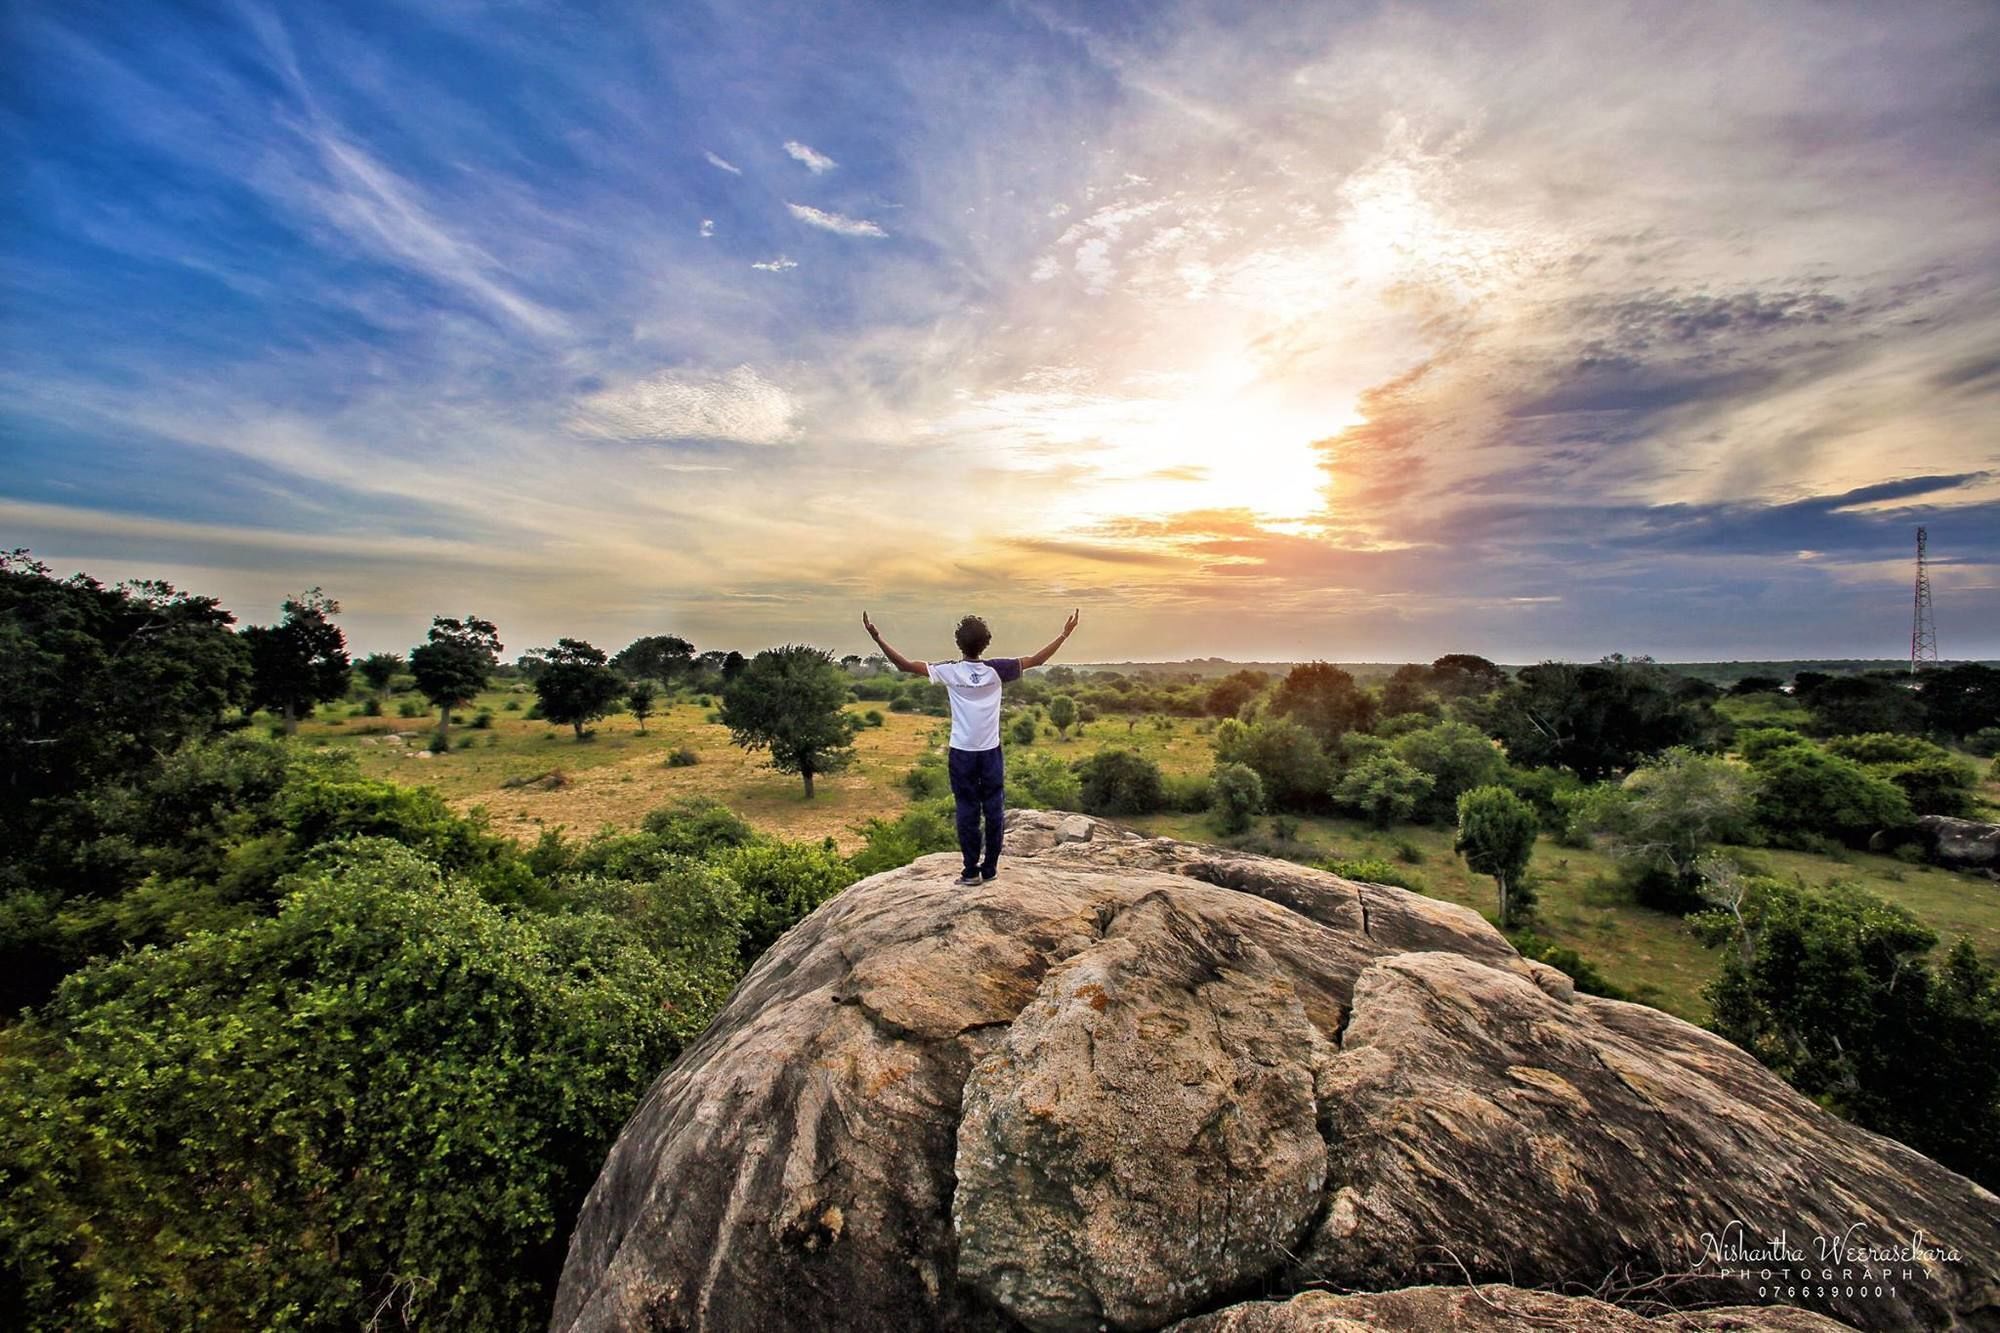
[927,657,1023,751]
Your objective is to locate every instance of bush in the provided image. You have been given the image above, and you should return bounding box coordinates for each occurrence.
[1319,855,1420,891]
[1075,749,1168,816]
[717,840,859,960]
[1748,742,1913,846]
[1965,727,2000,759]
[1736,726,1810,763]
[1332,754,1433,828]
[397,698,427,719]
[848,802,957,877]
[504,698,522,711]
[667,747,700,767]
[1163,771,1214,813]
[1006,751,1083,810]
[1210,763,1264,835]
[1009,712,1039,746]
[0,840,685,1331]
[362,697,383,717]
[1507,929,1627,999]
[864,709,885,727]
[1389,720,1506,823]
[639,798,759,859]
[1236,718,1330,810]
[471,708,494,730]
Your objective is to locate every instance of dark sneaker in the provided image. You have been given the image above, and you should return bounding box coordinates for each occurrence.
[980,869,999,883]
[954,871,982,886]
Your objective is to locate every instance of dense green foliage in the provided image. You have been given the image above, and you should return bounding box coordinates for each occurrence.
[408,615,502,746]
[611,633,695,682]
[1587,749,1757,913]
[1696,880,2000,1188]
[532,638,625,740]
[1455,785,1539,928]
[720,645,859,797]
[0,841,691,1330]
[1209,762,1264,834]
[1745,738,1913,846]
[1333,753,1432,828]
[1269,661,1374,746]
[241,589,351,735]
[1488,657,1717,781]
[1075,747,1169,815]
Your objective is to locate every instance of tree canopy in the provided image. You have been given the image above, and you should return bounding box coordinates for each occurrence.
[532,638,624,740]
[409,614,502,744]
[719,646,858,797]
[241,588,350,733]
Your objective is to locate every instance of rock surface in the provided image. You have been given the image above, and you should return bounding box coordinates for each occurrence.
[551,812,2000,1333]
[1917,815,2000,871]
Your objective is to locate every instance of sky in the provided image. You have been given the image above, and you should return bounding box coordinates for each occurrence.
[4,0,1999,665]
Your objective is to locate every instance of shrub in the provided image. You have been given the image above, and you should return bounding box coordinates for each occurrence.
[1507,929,1627,999]
[667,747,700,767]
[1735,726,1810,763]
[397,699,427,718]
[1319,855,1419,891]
[504,698,522,711]
[864,709,885,727]
[1075,749,1168,816]
[1163,771,1213,813]
[848,802,957,877]
[1332,754,1433,828]
[889,696,916,713]
[639,798,759,858]
[1389,720,1506,823]
[717,840,859,960]
[1456,785,1539,928]
[0,840,685,1331]
[1209,763,1264,835]
[1236,718,1330,810]
[471,708,494,730]
[1006,751,1083,810]
[1394,838,1426,864]
[1009,712,1039,746]
[1267,814,1302,842]
[1747,742,1913,845]
[1965,727,2000,759]
[362,698,382,717]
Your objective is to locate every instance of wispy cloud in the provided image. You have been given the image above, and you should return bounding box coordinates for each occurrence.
[704,150,742,174]
[750,255,798,271]
[699,218,715,237]
[569,366,797,444]
[786,203,887,238]
[782,140,837,173]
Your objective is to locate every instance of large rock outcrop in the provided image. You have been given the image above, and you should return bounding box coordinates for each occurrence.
[551,812,2000,1333]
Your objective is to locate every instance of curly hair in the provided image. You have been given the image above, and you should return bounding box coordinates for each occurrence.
[954,614,992,659]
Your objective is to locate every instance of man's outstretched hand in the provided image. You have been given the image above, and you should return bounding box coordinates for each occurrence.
[1063,607,1080,637]
[861,611,880,642]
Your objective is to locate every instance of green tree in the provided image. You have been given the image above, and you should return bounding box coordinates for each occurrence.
[1455,785,1539,928]
[1430,653,1507,699]
[1801,672,1924,736]
[720,646,859,797]
[1270,661,1374,746]
[533,638,624,741]
[1334,753,1432,828]
[1378,664,1440,720]
[1389,719,1506,823]
[1589,748,1757,912]
[1006,750,1083,810]
[0,839,687,1331]
[409,614,502,750]
[1694,879,2000,1188]
[0,551,248,819]
[1236,717,1330,810]
[1209,762,1265,835]
[356,650,403,699]
[717,840,858,961]
[241,588,350,735]
[611,634,695,683]
[1490,658,1714,781]
[1916,662,2000,740]
[1204,669,1268,719]
[1074,748,1168,815]
[1824,733,1978,818]
[1009,711,1039,746]
[1746,740,1912,846]
[626,679,659,734]
[1048,694,1077,738]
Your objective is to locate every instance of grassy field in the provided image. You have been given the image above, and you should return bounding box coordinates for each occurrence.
[296,687,2000,1026]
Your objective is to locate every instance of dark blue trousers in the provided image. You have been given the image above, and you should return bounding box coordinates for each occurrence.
[947,745,1006,877]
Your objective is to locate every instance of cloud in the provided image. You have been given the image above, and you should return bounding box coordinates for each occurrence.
[569,365,798,444]
[699,218,715,237]
[786,203,887,238]
[783,140,837,173]
[751,255,798,271]
[704,151,742,174]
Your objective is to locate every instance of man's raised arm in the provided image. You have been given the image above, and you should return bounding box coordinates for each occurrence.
[862,611,928,676]
[1019,608,1081,670]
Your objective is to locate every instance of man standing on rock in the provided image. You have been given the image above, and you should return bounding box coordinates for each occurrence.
[863,608,1080,885]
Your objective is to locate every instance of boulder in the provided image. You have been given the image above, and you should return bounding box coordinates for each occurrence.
[551,811,2000,1333]
[1916,815,2000,871]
